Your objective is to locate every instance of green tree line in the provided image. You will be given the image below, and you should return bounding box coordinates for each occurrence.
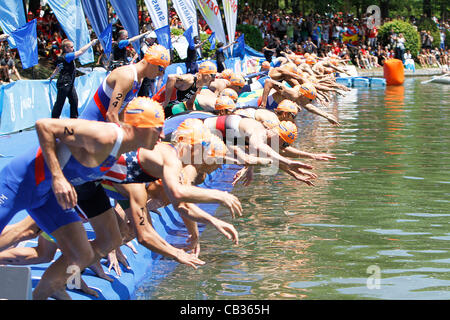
[237,0,448,20]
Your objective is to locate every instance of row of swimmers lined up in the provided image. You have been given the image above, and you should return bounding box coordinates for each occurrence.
[0,44,350,299]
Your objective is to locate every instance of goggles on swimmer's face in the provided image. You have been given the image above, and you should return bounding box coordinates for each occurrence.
[276,110,296,120]
[201,140,211,149]
[189,140,211,149]
[154,126,164,136]
[281,141,290,149]
[158,65,165,73]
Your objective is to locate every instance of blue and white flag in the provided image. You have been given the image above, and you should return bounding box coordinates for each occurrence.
[109,0,140,54]
[99,23,113,58]
[0,0,27,48]
[208,32,216,50]
[10,19,38,69]
[233,34,245,59]
[183,25,195,49]
[154,25,172,50]
[48,0,94,65]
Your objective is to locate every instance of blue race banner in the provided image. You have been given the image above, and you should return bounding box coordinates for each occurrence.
[154,25,172,50]
[81,0,109,51]
[208,32,216,50]
[0,71,107,134]
[10,19,38,69]
[99,23,113,58]
[47,0,94,65]
[183,25,195,48]
[245,44,264,58]
[109,0,140,54]
[0,0,27,48]
[233,34,245,59]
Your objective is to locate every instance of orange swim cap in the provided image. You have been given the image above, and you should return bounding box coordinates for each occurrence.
[220,88,239,102]
[298,82,317,100]
[206,134,228,158]
[306,57,317,65]
[171,118,212,145]
[294,57,303,65]
[230,74,245,87]
[304,53,310,58]
[261,61,271,69]
[198,61,217,74]
[221,69,234,80]
[215,96,236,111]
[124,97,165,128]
[144,44,170,68]
[276,99,298,115]
[276,121,298,145]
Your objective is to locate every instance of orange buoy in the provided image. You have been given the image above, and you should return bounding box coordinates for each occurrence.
[383,59,404,85]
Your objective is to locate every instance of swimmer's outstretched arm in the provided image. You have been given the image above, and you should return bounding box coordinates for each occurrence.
[327,64,351,76]
[114,183,205,269]
[312,82,341,92]
[279,146,336,161]
[302,103,341,126]
[178,203,239,245]
[243,128,316,185]
[159,151,243,218]
[259,79,298,109]
[227,145,273,166]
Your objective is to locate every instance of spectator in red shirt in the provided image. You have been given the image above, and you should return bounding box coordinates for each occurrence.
[368,26,378,48]
[331,41,341,56]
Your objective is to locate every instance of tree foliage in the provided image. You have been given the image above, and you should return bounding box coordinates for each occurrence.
[417,18,441,48]
[236,24,264,51]
[378,19,421,57]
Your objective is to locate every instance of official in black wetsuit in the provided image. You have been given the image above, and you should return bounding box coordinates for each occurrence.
[49,39,98,119]
[109,29,151,71]
[214,41,236,73]
[111,30,130,65]
[186,36,207,74]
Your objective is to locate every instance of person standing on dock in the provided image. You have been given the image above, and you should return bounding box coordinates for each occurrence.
[48,38,98,119]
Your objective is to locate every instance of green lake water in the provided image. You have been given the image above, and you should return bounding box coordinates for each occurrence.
[138,78,450,300]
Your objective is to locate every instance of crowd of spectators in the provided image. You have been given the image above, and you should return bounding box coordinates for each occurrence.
[0,3,449,84]
[238,6,450,70]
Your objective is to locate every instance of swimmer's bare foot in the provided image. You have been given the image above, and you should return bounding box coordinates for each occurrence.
[89,261,114,282]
